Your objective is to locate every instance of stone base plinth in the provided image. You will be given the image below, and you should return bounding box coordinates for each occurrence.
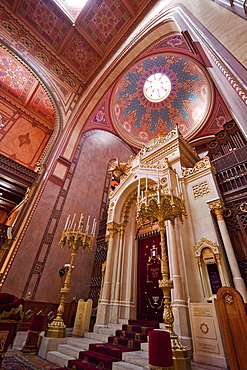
[38,336,66,358]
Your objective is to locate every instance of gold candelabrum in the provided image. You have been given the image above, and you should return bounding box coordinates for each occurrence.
[45,213,96,338]
[136,176,187,350]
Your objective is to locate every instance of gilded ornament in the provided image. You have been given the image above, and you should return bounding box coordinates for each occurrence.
[239,202,247,213]
[224,294,234,304]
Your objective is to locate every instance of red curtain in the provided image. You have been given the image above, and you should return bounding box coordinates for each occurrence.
[137,234,163,322]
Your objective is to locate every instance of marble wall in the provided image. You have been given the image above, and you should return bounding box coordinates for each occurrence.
[3,130,134,303]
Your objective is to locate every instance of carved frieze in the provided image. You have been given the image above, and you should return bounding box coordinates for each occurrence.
[192,181,210,200]
[182,157,213,177]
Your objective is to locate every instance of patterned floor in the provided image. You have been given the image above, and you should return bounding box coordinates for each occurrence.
[3,350,58,369]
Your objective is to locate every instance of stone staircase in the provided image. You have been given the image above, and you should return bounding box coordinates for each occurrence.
[46,321,151,369]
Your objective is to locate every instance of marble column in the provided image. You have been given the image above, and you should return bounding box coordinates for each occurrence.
[94,221,120,329]
[208,199,247,302]
[109,223,125,323]
[167,220,184,302]
[166,220,192,351]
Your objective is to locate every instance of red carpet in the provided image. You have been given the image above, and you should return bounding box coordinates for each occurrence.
[63,320,158,370]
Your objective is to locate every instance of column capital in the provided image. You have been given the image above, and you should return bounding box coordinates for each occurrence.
[106,221,122,237]
[207,198,225,220]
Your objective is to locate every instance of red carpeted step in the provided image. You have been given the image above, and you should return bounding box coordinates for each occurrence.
[128,320,159,328]
[108,336,144,350]
[115,329,148,341]
[77,349,118,369]
[69,355,113,369]
[88,342,137,360]
[122,324,155,333]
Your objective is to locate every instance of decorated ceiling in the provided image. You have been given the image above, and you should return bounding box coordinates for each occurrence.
[0,0,155,85]
[0,46,55,170]
[0,0,233,158]
[111,52,212,147]
[0,0,236,221]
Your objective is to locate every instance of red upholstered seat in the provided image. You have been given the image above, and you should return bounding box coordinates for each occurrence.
[0,292,24,321]
[0,293,24,366]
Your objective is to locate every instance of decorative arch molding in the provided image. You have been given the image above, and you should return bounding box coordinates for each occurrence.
[194,237,220,259]
[193,237,227,299]
[120,190,137,227]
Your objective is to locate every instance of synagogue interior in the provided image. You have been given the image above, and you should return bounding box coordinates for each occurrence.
[0,0,247,369]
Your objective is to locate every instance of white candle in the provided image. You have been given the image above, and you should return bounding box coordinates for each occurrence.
[138,178,140,197]
[86,215,90,231]
[91,219,95,234]
[73,223,76,231]
[93,221,97,236]
[64,215,70,230]
[168,169,171,188]
[71,213,76,228]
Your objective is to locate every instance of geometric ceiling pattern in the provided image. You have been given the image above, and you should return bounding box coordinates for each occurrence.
[0,0,154,84]
[111,52,212,147]
[0,46,55,128]
[0,46,55,170]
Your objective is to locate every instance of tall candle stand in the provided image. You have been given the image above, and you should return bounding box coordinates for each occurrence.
[45,214,96,338]
[136,178,187,350]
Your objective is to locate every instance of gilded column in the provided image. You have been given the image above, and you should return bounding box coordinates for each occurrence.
[208,199,247,302]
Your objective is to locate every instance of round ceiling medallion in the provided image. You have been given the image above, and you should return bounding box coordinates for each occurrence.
[143,73,171,102]
[111,52,213,148]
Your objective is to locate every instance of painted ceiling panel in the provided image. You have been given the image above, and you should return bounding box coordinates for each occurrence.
[16,0,72,50]
[0,47,55,128]
[76,0,131,52]
[0,0,154,83]
[28,85,55,127]
[61,29,101,76]
[0,114,49,169]
[0,47,37,103]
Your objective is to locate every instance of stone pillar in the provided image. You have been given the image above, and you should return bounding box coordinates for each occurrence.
[167,220,184,302]
[94,221,120,329]
[110,223,125,323]
[208,199,247,302]
[167,220,192,352]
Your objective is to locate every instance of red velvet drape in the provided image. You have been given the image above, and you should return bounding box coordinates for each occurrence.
[137,234,163,322]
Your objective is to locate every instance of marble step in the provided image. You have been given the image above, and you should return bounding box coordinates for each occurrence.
[84,331,109,342]
[67,336,99,349]
[122,350,149,368]
[99,327,117,336]
[140,342,148,352]
[112,361,144,370]
[47,350,74,367]
[57,344,82,358]
[119,319,128,325]
[107,323,124,330]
